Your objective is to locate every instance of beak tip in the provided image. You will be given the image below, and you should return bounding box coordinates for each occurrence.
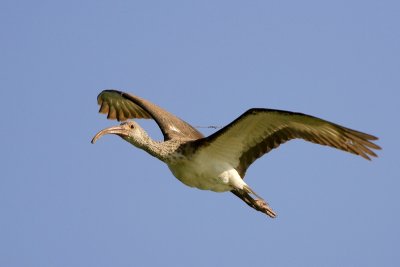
[91,136,98,144]
[91,125,125,145]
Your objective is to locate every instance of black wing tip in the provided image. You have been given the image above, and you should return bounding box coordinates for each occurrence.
[97,89,120,103]
[101,89,123,94]
[246,107,303,114]
[98,89,124,98]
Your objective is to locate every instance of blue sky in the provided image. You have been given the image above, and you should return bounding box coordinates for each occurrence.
[1,0,399,266]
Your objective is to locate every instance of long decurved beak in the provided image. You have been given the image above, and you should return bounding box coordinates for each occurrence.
[91,125,129,144]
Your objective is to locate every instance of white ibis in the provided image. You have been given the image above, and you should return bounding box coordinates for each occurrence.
[91,90,380,218]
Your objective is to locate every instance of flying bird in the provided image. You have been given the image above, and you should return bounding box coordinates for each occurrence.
[91,90,380,218]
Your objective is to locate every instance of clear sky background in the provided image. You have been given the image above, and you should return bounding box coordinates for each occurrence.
[1,1,399,266]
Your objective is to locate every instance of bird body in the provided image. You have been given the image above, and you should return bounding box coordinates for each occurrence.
[92,90,381,218]
[168,151,247,192]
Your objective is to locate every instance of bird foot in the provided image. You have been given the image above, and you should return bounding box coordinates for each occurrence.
[254,199,277,218]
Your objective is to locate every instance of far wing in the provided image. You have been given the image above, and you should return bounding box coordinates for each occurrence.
[96,90,204,141]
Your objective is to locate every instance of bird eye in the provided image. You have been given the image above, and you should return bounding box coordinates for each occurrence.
[130,124,134,129]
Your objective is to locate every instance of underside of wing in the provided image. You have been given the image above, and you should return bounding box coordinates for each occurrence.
[98,90,152,120]
[195,108,381,177]
[96,90,204,141]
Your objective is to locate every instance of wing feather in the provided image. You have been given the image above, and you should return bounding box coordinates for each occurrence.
[195,108,380,177]
[96,90,204,141]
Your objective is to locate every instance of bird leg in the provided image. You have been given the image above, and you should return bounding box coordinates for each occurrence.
[231,189,277,218]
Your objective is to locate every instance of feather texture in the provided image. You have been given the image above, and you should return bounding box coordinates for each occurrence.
[195,109,380,176]
[97,90,204,140]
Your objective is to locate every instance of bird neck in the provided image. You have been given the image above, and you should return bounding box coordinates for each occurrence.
[143,138,170,162]
[125,134,172,162]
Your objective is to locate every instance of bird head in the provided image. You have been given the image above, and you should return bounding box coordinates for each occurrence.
[91,120,149,147]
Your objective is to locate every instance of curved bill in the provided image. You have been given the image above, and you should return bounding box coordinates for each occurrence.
[91,125,129,144]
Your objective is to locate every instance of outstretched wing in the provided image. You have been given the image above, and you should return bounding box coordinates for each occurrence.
[96,90,204,141]
[194,108,380,177]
